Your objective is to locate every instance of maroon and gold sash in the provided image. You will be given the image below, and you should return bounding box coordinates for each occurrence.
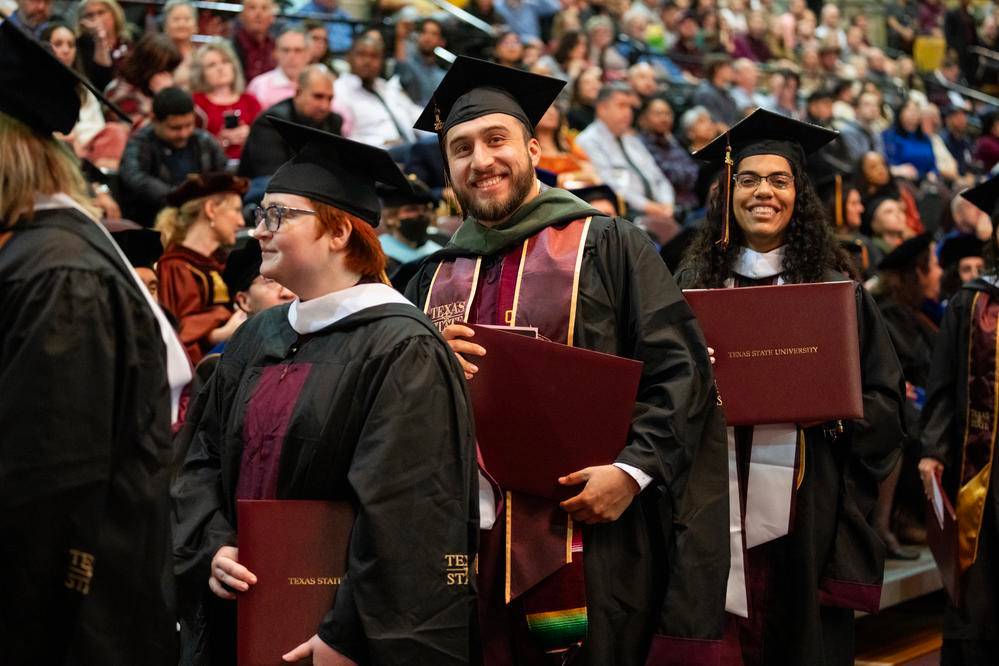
[958,291,999,573]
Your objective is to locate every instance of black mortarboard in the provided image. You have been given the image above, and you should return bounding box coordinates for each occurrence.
[878,232,933,271]
[112,229,164,269]
[378,174,435,208]
[413,55,566,137]
[939,234,984,270]
[0,18,128,134]
[222,239,263,295]
[693,108,839,249]
[266,115,412,227]
[860,194,897,236]
[961,176,999,219]
[570,184,623,217]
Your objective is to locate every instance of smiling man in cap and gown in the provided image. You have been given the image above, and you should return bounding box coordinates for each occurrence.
[405,56,730,665]
[0,16,190,664]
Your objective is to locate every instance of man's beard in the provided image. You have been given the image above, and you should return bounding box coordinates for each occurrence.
[454,161,536,224]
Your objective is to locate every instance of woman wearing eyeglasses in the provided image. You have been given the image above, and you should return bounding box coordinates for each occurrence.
[155,172,249,366]
[675,109,905,666]
[172,117,477,666]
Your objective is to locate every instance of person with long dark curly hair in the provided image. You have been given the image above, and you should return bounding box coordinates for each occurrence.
[921,174,999,666]
[676,108,905,666]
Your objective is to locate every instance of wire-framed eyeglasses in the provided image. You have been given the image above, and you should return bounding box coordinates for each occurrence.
[732,172,795,191]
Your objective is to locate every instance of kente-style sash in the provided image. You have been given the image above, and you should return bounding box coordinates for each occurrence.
[957,291,999,573]
[425,217,592,655]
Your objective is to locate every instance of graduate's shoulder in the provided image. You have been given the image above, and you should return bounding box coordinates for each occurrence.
[337,302,443,350]
[1,210,121,280]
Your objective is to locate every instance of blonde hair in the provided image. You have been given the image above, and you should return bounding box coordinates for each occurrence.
[76,0,131,41]
[0,112,98,227]
[189,42,247,95]
[154,193,226,246]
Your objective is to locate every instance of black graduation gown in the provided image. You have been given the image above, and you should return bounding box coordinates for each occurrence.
[172,302,478,666]
[0,208,177,664]
[674,268,906,666]
[407,213,731,665]
[921,278,999,655]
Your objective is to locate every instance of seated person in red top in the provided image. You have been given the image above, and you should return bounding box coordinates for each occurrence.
[190,42,262,160]
[155,173,249,364]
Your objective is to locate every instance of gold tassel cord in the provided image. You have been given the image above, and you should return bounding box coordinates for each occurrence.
[717,143,734,250]
[834,174,843,228]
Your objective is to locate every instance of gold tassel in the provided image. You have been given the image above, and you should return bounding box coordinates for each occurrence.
[834,174,844,228]
[716,143,734,250]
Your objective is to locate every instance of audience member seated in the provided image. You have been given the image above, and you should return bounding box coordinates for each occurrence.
[577,84,677,243]
[378,177,443,285]
[302,19,334,67]
[334,35,422,148]
[941,105,975,177]
[191,42,262,161]
[75,0,132,90]
[692,55,740,128]
[678,104,717,152]
[859,150,924,235]
[536,29,589,83]
[729,58,767,114]
[838,91,887,165]
[586,15,628,75]
[232,0,278,82]
[864,195,911,255]
[8,0,58,37]
[938,233,985,300]
[155,172,249,365]
[295,0,354,53]
[974,111,999,174]
[493,0,559,42]
[882,98,938,180]
[163,0,197,89]
[626,62,666,105]
[823,177,880,278]
[105,32,182,130]
[566,65,601,131]
[394,18,449,107]
[239,65,342,191]
[119,87,228,226]
[637,96,700,210]
[730,10,774,62]
[492,29,526,69]
[535,104,599,188]
[246,26,311,110]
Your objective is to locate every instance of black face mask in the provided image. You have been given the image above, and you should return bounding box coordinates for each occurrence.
[398,215,431,245]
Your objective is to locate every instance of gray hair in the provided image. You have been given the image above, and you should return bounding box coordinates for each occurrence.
[679,105,711,137]
[163,0,198,24]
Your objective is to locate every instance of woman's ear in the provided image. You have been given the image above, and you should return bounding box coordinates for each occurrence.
[328,218,353,252]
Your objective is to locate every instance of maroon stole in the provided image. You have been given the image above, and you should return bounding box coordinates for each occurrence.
[957,291,999,573]
[424,218,592,659]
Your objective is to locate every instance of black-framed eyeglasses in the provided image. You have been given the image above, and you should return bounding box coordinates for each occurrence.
[252,205,318,232]
[733,172,795,191]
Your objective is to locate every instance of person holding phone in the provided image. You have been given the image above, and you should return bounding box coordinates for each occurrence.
[190,42,262,160]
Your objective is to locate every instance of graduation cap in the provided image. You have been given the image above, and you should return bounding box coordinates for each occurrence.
[960,176,999,219]
[693,108,840,249]
[878,232,933,271]
[939,234,984,271]
[266,115,412,227]
[111,229,164,269]
[222,239,263,295]
[413,55,566,137]
[166,172,249,208]
[0,18,129,135]
[378,174,435,209]
[570,184,623,217]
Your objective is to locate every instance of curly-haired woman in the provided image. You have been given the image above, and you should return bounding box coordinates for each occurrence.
[676,109,905,666]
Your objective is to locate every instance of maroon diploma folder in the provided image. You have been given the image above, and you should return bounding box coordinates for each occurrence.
[237,500,355,666]
[683,281,862,426]
[926,473,960,605]
[467,324,643,501]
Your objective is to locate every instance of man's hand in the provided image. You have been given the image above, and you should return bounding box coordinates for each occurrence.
[442,324,486,380]
[283,634,357,665]
[558,465,640,524]
[208,546,257,600]
[918,457,945,500]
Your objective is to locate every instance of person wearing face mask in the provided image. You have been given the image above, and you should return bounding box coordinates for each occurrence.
[172,116,476,666]
[676,108,905,666]
[378,176,442,283]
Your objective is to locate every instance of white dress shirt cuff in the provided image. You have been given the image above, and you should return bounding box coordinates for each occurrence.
[478,470,497,530]
[613,462,653,491]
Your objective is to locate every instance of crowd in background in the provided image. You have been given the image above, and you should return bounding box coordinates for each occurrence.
[5,0,999,556]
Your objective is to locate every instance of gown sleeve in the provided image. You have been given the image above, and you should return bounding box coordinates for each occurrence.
[157,258,228,358]
[317,334,477,665]
[920,292,967,467]
[817,284,905,611]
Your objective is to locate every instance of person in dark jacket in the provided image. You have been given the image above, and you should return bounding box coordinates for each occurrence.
[119,86,227,226]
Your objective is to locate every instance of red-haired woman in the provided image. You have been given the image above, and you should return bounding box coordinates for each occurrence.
[172,119,477,665]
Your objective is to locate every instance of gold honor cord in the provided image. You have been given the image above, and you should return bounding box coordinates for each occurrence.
[834,174,844,228]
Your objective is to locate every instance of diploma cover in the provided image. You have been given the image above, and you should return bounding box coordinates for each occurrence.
[466,324,643,501]
[683,281,862,426]
[926,473,960,605]
[237,500,355,665]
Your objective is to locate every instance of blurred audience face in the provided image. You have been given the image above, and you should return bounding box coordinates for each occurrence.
[576,67,602,104]
[349,38,384,84]
[678,16,698,41]
[732,154,797,252]
[240,0,275,37]
[958,256,985,283]
[208,193,246,246]
[747,11,767,39]
[165,4,196,44]
[871,199,906,248]
[136,267,159,299]
[17,0,52,28]
[820,3,839,28]
[293,68,334,123]
[855,93,881,124]
[307,26,328,62]
[639,98,674,136]
[861,152,891,187]
[200,47,236,90]
[624,14,649,40]
[898,101,921,133]
[627,63,657,98]
[536,105,560,134]
[685,109,717,146]
[47,25,77,67]
[921,105,942,135]
[79,0,115,37]
[445,113,540,225]
[494,32,524,65]
[276,31,309,81]
[918,245,943,302]
[153,111,196,149]
[236,276,296,314]
[733,59,759,91]
[596,90,638,137]
[946,109,968,135]
[417,20,445,56]
[807,97,833,123]
[845,188,864,230]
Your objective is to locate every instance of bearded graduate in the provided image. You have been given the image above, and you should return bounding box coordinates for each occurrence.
[920,175,999,666]
[171,117,478,666]
[675,109,906,666]
[406,56,729,665]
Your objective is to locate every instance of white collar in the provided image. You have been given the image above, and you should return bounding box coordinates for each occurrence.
[33,192,96,218]
[288,282,414,334]
[732,245,786,279]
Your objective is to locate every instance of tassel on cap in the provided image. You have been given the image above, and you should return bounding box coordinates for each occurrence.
[834,174,843,227]
[716,142,734,251]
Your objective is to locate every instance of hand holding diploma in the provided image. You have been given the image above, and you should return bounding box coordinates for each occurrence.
[209,546,257,600]
[919,457,945,500]
[559,465,640,524]
[282,635,358,665]
[442,324,486,380]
